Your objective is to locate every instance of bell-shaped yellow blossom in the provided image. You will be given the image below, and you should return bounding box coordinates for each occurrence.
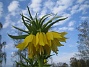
[16,42,25,50]
[24,34,34,43]
[53,38,63,46]
[44,45,51,55]
[47,40,51,47]
[39,32,45,46]
[51,32,62,39]
[58,32,67,42]
[36,32,47,47]
[36,32,39,46]
[46,32,53,40]
[32,35,36,45]
[35,45,44,55]
[16,34,35,50]
[28,42,36,59]
[16,31,67,58]
[51,40,58,54]
[43,33,48,45]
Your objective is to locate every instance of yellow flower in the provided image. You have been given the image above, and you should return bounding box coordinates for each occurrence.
[35,32,47,47]
[43,45,51,55]
[16,42,25,50]
[28,42,36,59]
[16,31,67,58]
[46,32,53,40]
[16,34,35,50]
[39,32,45,46]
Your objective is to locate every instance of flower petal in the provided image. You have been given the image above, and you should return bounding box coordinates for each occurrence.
[52,32,62,38]
[39,32,45,46]
[16,42,25,50]
[46,32,53,40]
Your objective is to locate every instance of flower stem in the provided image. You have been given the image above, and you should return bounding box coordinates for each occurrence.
[38,56,43,67]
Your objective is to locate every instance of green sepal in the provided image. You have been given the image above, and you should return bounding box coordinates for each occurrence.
[42,16,63,32]
[45,17,68,32]
[15,61,28,67]
[21,14,32,32]
[39,14,52,27]
[8,34,28,39]
[44,54,54,59]
[13,26,30,34]
[27,6,34,20]
[44,64,51,67]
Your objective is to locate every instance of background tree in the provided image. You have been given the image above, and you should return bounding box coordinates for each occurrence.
[77,21,89,60]
[70,57,78,67]
[70,57,88,67]
[86,60,89,67]
[0,22,6,67]
[11,31,27,67]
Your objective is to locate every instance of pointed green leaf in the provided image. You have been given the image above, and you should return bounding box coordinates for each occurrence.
[27,6,34,20]
[39,14,52,26]
[21,14,32,32]
[8,34,28,39]
[42,16,63,31]
[45,17,68,32]
[16,61,28,67]
[13,26,29,34]
[21,14,31,21]
[35,13,39,27]
[21,54,34,66]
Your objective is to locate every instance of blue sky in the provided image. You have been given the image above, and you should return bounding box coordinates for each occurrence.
[0,0,89,66]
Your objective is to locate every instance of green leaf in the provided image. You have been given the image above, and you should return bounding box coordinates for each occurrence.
[35,13,39,28]
[21,55,32,64]
[27,6,34,20]
[45,17,68,32]
[21,14,31,32]
[8,34,28,39]
[16,61,28,67]
[44,64,51,67]
[42,16,63,32]
[13,26,30,34]
[21,14,31,21]
[39,14,52,27]
[44,54,54,59]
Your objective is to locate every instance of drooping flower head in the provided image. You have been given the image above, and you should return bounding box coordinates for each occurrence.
[8,6,67,59]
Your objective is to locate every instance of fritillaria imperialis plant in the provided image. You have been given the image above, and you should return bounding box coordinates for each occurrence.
[8,7,67,67]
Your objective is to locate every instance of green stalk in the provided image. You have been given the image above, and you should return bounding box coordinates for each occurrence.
[38,56,44,67]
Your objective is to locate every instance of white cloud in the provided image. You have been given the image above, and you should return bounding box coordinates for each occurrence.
[51,52,77,64]
[22,9,28,15]
[59,27,68,30]
[29,0,42,12]
[71,4,89,15]
[8,1,19,12]
[57,0,73,6]
[52,5,67,14]
[58,27,74,31]
[3,15,11,28]
[70,0,89,15]
[51,0,74,14]
[68,43,78,48]
[78,4,89,14]
[68,21,75,27]
[44,0,54,10]
[39,7,47,18]
[68,27,74,31]
[19,0,26,1]
[7,1,21,16]
[81,16,89,21]
[77,0,85,4]
[70,4,79,15]
[0,2,3,18]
